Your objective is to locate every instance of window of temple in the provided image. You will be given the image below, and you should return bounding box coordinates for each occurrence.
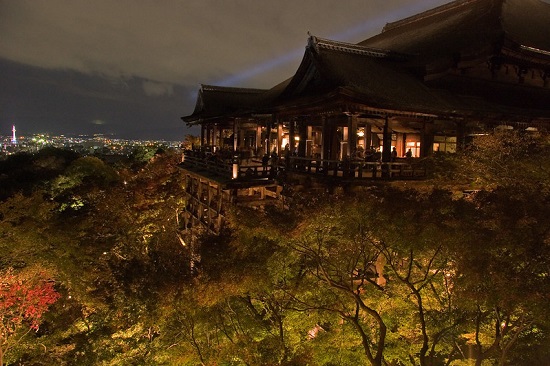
[282,136,289,150]
[433,136,457,153]
[406,141,421,158]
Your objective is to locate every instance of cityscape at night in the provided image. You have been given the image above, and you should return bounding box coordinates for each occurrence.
[0,126,183,158]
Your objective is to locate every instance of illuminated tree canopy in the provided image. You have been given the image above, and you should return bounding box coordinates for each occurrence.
[0,133,548,365]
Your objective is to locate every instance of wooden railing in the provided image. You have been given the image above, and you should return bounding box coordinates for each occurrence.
[180,152,426,182]
[285,157,426,179]
[181,154,275,181]
[181,154,233,176]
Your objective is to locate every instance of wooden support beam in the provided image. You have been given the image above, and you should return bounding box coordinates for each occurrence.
[420,121,434,158]
[365,124,372,149]
[321,116,328,160]
[233,119,238,152]
[277,122,283,156]
[347,113,358,157]
[298,118,308,157]
[206,125,211,146]
[382,116,392,162]
[256,126,262,155]
[289,119,296,154]
[212,124,218,148]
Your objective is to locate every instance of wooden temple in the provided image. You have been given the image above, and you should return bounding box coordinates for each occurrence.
[180,0,550,235]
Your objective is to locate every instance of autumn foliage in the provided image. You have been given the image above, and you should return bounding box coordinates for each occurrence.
[0,142,549,365]
[0,268,60,366]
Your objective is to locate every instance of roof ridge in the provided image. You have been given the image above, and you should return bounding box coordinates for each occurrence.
[308,35,397,58]
[201,84,267,94]
[382,0,488,33]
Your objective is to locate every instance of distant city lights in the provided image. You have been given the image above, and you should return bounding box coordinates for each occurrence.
[0,129,183,158]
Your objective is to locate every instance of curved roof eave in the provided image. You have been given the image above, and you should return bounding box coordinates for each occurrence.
[181,84,272,125]
[359,0,550,67]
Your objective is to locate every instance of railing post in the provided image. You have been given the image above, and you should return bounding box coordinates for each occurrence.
[232,154,239,180]
[342,157,349,179]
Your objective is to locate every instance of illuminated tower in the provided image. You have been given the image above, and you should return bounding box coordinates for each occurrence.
[11,125,17,144]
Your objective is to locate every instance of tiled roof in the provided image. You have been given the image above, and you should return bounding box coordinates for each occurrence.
[183,0,550,124]
[276,34,550,119]
[359,0,550,69]
[182,84,267,124]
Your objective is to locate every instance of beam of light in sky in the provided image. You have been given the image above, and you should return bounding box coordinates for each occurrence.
[215,0,450,87]
[216,49,303,87]
[331,0,450,41]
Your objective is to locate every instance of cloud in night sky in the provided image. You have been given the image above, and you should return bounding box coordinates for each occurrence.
[0,1,453,88]
[2,0,547,139]
[142,81,174,97]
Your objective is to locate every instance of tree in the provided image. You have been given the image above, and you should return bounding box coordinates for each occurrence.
[181,135,200,150]
[0,267,60,366]
[429,130,550,194]
[0,151,191,365]
[170,206,313,365]
[450,187,550,366]
[287,199,389,366]
[0,148,80,201]
[364,188,468,366]
[1,133,548,365]
[49,156,119,213]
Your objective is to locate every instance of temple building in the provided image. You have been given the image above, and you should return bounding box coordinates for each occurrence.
[180,0,550,234]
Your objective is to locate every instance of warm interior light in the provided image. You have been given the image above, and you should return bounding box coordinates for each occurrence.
[496,125,513,130]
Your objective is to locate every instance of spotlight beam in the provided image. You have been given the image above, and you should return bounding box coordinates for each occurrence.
[214,0,449,87]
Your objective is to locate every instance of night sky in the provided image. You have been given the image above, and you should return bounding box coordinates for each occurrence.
[3,0,545,140]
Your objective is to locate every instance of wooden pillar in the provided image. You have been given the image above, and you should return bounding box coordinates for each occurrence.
[341,127,348,160]
[420,120,434,158]
[238,127,245,150]
[321,116,328,160]
[207,182,213,229]
[456,120,466,151]
[200,125,205,147]
[212,124,218,148]
[382,116,392,162]
[307,126,314,157]
[289,119,296,154]
[347,114,358,157]
[233,119,238,152]
[330,119,339,160]
[267,116,275,155]
[256,125,262,156]
[206,125,211,146]
[322,116,338,160]
[277,122,283,155]
[298,119,308,157]
[365,124,372,149]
